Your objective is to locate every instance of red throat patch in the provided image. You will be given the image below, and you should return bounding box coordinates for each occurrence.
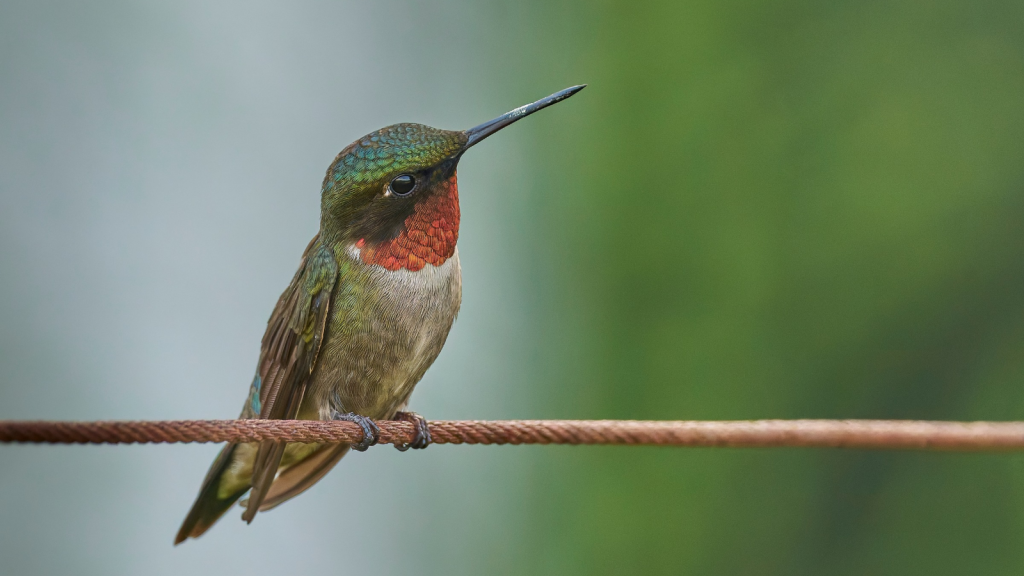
[359,174,460,272]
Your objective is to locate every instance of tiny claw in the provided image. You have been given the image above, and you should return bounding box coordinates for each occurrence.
[392,411,432,451]
[331,411,380,451]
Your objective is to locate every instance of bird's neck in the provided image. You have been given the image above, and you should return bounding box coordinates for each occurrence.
[347,174,460,272]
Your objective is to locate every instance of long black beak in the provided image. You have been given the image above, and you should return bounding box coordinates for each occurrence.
[463,85,586,150]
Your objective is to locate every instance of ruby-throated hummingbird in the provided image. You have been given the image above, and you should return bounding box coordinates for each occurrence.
[175,85,586,543]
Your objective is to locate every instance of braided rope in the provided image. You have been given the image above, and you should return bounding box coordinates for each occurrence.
[3,419,1024,450]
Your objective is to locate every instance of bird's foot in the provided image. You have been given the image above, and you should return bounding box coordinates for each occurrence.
[331,411,380,452]
[392,411,432,451]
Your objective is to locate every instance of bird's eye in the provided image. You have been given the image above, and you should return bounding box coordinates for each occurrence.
[389,174,416,197]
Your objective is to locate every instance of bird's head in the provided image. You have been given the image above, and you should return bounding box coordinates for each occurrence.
[320,85,585,272]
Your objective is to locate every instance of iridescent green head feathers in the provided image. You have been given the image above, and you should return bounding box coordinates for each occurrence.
[323,124,466,192]
[318,85,586,250]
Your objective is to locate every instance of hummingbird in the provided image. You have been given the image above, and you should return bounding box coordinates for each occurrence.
[175,85,586,543]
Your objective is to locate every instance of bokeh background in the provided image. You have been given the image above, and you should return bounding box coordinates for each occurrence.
[2,1,1024,574]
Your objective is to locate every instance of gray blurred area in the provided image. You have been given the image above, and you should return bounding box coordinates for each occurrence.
[0,1,550,574]
[5,1,1024,575]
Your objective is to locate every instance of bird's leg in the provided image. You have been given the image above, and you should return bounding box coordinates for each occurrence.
[331,411,380,452]
[392,411,432,451]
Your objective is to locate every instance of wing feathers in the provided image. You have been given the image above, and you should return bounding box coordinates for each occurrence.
[241,234,338,523]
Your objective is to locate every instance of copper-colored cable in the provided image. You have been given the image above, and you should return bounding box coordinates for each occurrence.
[3,419,1024,451]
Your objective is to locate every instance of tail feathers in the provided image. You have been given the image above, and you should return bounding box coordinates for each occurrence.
[259,443,348,511]
[242,440,287,523]
[175,444,248,545]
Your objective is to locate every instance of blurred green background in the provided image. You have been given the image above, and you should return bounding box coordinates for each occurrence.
[2,1,1024,574]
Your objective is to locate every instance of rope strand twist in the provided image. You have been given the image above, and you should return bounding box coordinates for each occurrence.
[3,419,1024,451]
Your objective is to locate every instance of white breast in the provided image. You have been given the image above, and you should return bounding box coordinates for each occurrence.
[309,247,462,419]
